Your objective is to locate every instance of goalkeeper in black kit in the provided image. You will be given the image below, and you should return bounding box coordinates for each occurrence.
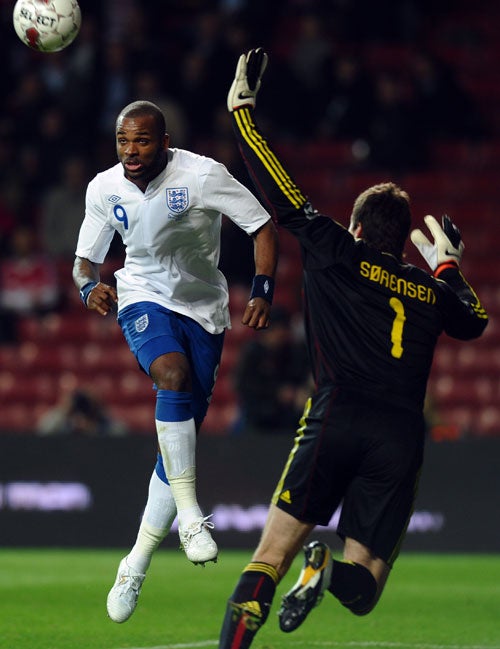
[218,49,488,649]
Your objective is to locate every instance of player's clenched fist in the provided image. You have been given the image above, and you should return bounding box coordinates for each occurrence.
[242,297,271,330]
[86,282,118,316]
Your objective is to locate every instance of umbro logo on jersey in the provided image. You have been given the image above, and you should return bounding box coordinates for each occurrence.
[108,195,121,204]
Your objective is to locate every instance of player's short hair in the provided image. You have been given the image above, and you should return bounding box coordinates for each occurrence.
[117,100,167,137]
[351,182,411,260]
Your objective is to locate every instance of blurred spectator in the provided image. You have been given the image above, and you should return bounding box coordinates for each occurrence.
[99,42,132,135]
[118,4,158,65]
[9,145,48,225]
[363,71,428,172]
[248,7,335,138]
[289,14,332,87]
[343,0,422,44]
[232,305,312,435]
[411,50,488,140]
[132,69,189,148]
[36,388,128,437]
[287,12,333,131]
[5,71,48,148]
[0,225,61,342]
[317,53,375,140]
[37,105,75,185]
[178,11,256,145]
[39,156,89,259]
[44,14,101,130]
[0,193,16,258]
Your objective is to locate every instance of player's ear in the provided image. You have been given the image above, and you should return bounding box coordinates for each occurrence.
[163,133,170,150]
[349,222,363,239]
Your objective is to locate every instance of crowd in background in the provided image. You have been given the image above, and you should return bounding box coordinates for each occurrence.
[0,0,494,436]
[1,0,489,253]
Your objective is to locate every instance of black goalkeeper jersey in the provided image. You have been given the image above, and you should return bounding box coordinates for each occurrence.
[232,107,488,412]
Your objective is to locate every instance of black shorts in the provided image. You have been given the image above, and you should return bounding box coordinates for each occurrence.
[272,386,425,566]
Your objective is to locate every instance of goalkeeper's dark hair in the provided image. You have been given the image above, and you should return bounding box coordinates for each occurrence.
[117,100,167,138]
[351,183,411,260]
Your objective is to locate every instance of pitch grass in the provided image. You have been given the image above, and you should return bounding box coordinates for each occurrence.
[0,549,499,649]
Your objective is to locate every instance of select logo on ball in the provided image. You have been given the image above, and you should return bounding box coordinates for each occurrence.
[13,0,82,53]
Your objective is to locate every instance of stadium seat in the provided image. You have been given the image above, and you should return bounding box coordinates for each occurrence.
[109,403,153,435]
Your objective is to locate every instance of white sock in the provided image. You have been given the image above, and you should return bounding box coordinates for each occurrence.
[127,469,177,574]
[156,418,202,528]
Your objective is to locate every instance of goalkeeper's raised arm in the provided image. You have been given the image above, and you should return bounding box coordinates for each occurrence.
[219,48,488,649]
[227,48,312,225]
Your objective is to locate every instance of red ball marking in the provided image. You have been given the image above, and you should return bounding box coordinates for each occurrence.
[26,27,40,48]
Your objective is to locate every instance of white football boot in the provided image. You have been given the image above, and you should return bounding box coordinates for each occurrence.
[106,557,146,623]
[179,516,218,565]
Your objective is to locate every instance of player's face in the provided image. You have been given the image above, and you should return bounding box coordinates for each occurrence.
[116,115,169,190]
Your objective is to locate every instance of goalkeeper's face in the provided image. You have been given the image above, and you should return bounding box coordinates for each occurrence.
[116,114,169,189]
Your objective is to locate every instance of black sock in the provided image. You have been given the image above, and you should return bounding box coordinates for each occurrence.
[219,562,279,649]
[328,559,378,615]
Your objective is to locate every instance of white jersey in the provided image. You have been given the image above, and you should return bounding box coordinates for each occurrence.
[75,148,271,334]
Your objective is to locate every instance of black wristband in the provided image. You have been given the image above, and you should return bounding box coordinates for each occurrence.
[250,275,274,304]
[434,261,459,278]
[79,281,98,306]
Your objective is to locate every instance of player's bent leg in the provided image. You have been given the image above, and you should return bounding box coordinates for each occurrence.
[107,463,176,623]
[328,537,388,616]
[253,504,315,575]
[327,559,378,616]
[153,375,218,565]
[278,536,388,632]
[151,353,218,565]
[219,562,279,649]
[219,505,312,649]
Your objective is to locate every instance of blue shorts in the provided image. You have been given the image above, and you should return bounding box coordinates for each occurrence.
[117,302,225,424]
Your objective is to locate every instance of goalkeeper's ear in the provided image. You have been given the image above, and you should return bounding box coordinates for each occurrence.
[227,48,268,112]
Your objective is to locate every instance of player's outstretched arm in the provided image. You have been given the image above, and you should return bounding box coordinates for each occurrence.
[241,220,279,330]
[227,49,310,223]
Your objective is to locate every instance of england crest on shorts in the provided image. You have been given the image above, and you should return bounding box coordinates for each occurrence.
[135,314,149,333]
[166,187,189,216]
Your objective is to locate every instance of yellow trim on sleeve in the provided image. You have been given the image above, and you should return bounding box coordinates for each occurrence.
[234,108,307,209]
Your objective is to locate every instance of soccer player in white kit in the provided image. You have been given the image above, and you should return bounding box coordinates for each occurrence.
[73,100,278,623]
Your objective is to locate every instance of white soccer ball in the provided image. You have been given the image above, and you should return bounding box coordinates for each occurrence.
[13,0,81,53]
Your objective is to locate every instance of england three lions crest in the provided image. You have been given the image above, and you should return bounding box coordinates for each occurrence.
[166,187,189,219]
